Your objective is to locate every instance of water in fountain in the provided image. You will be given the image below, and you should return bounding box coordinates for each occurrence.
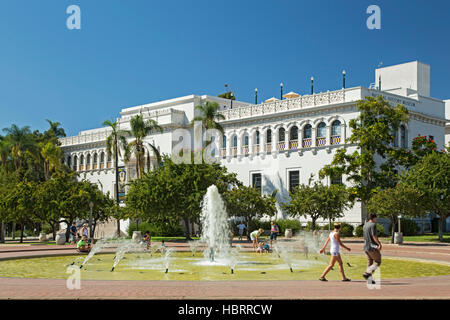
[228,245,242,274]
[150,243,159,257]
[273,243,294,272]
[188,240,200,257]
[111,239,146,271]
[297,230,329,264]
[79,237,114,269]
[199,185,230,263]
[163,247,174,273]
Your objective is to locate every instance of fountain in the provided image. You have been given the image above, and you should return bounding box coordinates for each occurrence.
[163,247,173,273]
[79,237,113,269]
[111,239,146,272]
[274,243,294,272]
[188,240,200,257]
[199,185,230,263]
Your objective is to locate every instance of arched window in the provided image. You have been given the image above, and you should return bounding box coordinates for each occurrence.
[244,135,249,146]
[266,129,272,143]
[80,155,84,165]
[290,126,298,141]
[73,155,78,170]
[303,124,312,139]
[278,128,285,142]
[86,154,91,164]
[256,131,260,145]
[400,125,407,148]
[100,152,105,163]
[331,120,341,136]
[93,153,98,164]
[317,122,326,138]
[107,153,112,162]
[233,135,237,147]
[392,129,398,147]
[222,135,227,148]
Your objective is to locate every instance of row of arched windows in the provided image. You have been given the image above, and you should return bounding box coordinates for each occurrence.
[222,120,342,150]
[67,151,112,172]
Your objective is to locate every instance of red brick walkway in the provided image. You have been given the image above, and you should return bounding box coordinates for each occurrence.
[0,239,449,299]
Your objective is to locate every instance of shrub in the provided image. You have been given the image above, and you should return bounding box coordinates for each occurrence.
[355,225,364,237]
[340,223,354,237]
[127,221,184,237]
[275,219,302,235]
[395,218,419,236]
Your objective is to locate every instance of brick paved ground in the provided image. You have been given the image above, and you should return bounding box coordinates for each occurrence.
[0,239,449,299]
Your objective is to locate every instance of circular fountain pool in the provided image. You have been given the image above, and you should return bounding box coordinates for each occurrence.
[1,251,449,281]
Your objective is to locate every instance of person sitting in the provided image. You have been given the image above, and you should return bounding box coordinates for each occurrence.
[77,236,91,253]
[256,242,265,253]
[141,231,151,250]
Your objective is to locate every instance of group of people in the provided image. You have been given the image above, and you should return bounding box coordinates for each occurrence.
[69,222,89,244]
[318,213,382,284]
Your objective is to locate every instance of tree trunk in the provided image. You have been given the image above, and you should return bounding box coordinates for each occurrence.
[312,218,317,231]
[51,223,56,240]
[12,223,15,240]
[391,219,396,244]
[0,222,4,243]
[184,217,191,240]
[64,221,71,243]
[116,219,121,237]
[246,217,251,241]
[20,224,24,243]
[438,215,444,242]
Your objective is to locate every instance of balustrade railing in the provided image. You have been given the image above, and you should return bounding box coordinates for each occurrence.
[316,137,326,147]
[302,138,312,148]
[289,140,299,150]
[330,136,341,145]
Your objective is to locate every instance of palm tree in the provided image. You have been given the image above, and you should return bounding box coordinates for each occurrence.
[191,101,225,134]
[0,135,11,175]
[2,124,35,170]
[45,119,66,140]
[40,141,63,180]
[125,114,162,179]
[103,120,130,237]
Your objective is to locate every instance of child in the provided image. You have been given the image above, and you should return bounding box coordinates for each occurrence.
[160,240,166,254]
[263,242,270,253]
[76,236,91,253]
[256,242,264,253]
[318,223,351,282]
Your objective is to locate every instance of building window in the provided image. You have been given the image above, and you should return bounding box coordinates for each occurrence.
[331,174,343,185]
[400,125,407,148]
[256,131,260,145]
[222,135,227,148]
[317,122,326,138]
[252,173,262,193]
[278,128,285,142]
[233,135,237,147]
[266,129,272,143]
[331,120,341,136]
[67,156,71,167]
[392,128,398,147]
[303,124,312,139]
[93,153,98,164]
[244,135,249,146]
[288,170,300,193]
[290,126,298,141]
[80,155,84,165]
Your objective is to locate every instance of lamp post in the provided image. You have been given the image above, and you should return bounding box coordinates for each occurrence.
[254,88,258,104]
[310,76,314,94]
[280,82,283,100]
[89,201,94,241]
[230,92,234,109]
[342,70,346,89]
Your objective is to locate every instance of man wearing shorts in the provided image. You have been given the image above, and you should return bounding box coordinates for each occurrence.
[237,223,246,241]
[363,213,382,283]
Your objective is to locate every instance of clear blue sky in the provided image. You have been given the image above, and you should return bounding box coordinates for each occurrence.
[1,0,449,136]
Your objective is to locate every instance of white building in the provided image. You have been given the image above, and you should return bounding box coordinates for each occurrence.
[60,61,448,235]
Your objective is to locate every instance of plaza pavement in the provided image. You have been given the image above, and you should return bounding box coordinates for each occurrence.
[0,239,449,299]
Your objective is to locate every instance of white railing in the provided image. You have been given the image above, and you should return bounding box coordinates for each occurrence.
[218,89,345,121]
[59,130,110,147]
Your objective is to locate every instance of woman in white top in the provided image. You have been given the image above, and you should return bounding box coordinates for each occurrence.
[318,223,351,282]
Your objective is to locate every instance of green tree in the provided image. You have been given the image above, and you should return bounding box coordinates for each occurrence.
[320,96,409,221]
[282,179,353,231]
[2,124,37,171]
[224,185,277,240]
[401,152,450,241]
[0,135,11,175]
[126,156,239,239]
[124,114,162,179]
[367,184,426,243]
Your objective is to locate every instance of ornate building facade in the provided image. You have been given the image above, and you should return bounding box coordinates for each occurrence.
[60,61,448,234]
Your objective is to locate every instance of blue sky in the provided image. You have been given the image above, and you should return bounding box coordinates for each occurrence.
[1,0,449,136]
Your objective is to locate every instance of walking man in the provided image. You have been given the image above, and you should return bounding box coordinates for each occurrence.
[237,222,246,241]
[362,213,382,284]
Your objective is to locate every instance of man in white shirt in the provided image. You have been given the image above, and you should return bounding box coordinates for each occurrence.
[237,223,246,241]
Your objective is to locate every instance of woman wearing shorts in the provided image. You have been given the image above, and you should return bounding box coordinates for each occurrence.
[318,223,351,282]
[250,228,263,251]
